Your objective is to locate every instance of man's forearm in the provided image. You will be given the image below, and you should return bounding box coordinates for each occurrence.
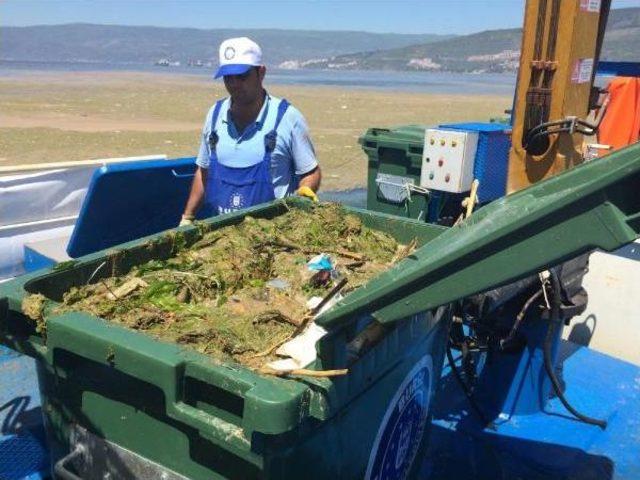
[299,166,321,192]
[183,167,207,217]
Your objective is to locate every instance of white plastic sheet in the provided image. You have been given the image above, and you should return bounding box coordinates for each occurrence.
[0,155,169,281]
[0,167,96,280]
[0,167,95,226]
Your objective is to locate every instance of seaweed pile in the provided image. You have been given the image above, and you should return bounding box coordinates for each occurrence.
[24,204,410,367]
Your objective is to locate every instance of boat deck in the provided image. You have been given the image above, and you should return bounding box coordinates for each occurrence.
[0,346,48,480]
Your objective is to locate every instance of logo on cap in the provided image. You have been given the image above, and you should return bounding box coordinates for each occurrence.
[224,46,236,60]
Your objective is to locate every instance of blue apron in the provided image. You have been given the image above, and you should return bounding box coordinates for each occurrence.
[204,97,290,215]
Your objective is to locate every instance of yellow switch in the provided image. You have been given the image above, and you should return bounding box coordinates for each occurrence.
[440,139,445,146]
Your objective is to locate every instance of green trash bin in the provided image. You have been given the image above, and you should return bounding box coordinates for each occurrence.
[489,115,511,125]
[359,126,430,221]
[0,199,450,480]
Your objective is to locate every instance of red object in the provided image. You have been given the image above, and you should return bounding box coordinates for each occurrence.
[599,77,640,151]
[309,269,331,287]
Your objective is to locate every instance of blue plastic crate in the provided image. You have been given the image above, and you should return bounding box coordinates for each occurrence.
[439,122,511,202]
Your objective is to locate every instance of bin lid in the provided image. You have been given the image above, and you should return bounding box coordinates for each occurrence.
[316,142,640,328]
[359,125,427,149]
[67,157,211,258]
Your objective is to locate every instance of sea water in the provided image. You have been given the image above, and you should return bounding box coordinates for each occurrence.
[0,59,516,95]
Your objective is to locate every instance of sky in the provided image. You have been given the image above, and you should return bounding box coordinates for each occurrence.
[1,0,638,35]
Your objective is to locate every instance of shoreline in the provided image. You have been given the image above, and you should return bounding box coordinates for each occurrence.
[0,71,512,190]
[0,63,517,96]
[0,60,519,76]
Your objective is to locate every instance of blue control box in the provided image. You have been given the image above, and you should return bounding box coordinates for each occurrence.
[439,122,511,202]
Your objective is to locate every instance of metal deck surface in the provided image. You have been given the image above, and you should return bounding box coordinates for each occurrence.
[0,345,49,480]
[423,340,640,479]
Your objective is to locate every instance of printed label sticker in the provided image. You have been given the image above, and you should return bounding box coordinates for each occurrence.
[571,58,594,84]
[580,0,601,13]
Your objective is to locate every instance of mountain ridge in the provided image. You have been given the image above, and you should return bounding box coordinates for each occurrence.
[1,8,638,73]
[301,7,640,72]
[0,24,452,67]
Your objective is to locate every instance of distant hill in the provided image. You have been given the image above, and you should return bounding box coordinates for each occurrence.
[2,8,637,74]
[600,7,640,61]
[0,24,451,67]
[302,7,640,73]
[305,28,523,72]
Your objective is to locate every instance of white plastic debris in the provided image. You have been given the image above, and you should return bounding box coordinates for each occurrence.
[266,322,328,371]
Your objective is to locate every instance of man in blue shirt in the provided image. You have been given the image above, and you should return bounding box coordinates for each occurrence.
[181,37,321,224]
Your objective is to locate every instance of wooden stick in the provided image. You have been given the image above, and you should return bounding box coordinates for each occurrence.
[252,310,302,327]
[170,270,210,279]
[100,280,119,300]
[258,366,348,378]
[310,278,347,314]
[250,277,347,360]
[391,237,418,263]
[265,239,364,263]
[334,249,364,261]
[345,260,365,269]
[454,180,480,227]
[465,179,480,219]
[249,314,313,359]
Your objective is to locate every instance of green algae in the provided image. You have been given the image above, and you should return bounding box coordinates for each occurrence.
[52,260,78,272]
[51,204,408,367]
[21,293,48,336]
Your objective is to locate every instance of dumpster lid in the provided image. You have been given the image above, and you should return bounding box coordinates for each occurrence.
[316,143,640,328]
[67,157,211,258]
[359,125,427,148]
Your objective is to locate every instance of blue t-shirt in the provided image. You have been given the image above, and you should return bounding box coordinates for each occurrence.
[196,94,318,198]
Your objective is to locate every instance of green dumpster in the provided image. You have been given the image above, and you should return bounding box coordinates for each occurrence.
[0,200,450,480]
[489,115,511,125]
[359,126,430,220]
[3,142,639,479]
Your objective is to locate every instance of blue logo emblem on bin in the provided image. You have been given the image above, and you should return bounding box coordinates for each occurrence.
[230,192,245,209]
[365,355,433,480]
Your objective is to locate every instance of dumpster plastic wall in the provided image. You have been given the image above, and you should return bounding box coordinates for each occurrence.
[0,200,450,480]
[360,125,470,224]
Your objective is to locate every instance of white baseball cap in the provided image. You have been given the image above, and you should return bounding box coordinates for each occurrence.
[214,37,263,79]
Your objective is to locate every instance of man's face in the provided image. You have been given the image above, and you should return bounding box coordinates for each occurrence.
[223,66,265,106]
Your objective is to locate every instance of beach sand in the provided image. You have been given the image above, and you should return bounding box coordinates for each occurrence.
[0,71,511,190]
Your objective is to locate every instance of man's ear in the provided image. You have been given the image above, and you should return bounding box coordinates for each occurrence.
[258,65,267,82]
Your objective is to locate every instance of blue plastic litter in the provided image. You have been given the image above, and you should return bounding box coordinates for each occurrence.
[307,253,333,271]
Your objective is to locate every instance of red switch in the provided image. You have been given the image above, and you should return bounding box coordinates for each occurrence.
[438,158,444,167]
[445,174,450,182]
